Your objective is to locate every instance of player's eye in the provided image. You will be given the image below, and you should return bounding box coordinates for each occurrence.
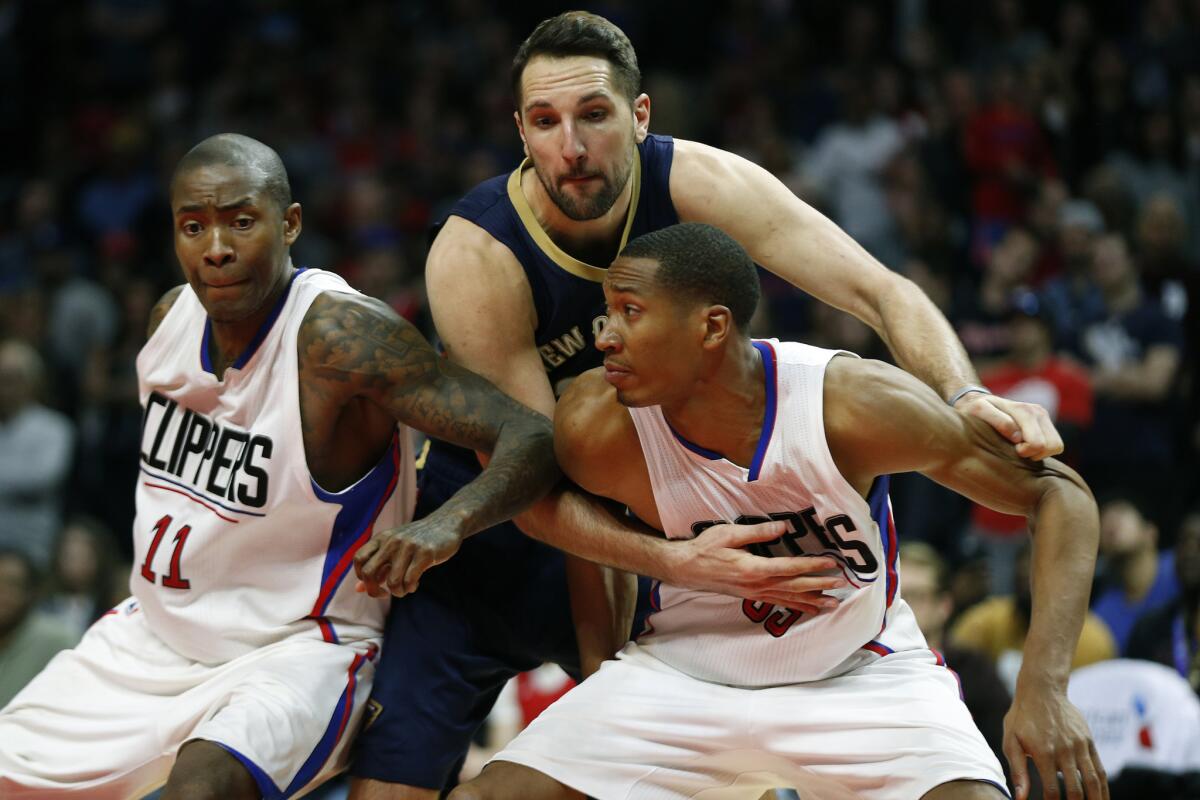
[232,217,255,230]
[181,221,202,235]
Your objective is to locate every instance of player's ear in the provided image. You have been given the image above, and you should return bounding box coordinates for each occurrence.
[633,93,650,143]
[283,203,302,246]
[513,111,529,157]
[702,305,733,349]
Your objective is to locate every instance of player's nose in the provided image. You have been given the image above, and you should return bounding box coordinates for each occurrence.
[559,120,586,161]
[595,322,621,351]
[202,227,235,267]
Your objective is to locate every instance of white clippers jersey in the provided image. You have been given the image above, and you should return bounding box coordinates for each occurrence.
[133,269,416,664]
[628,339,926,687]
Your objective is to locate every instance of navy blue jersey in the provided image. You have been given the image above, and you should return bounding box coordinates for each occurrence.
[423,133,679,487]
[350,137,671,788]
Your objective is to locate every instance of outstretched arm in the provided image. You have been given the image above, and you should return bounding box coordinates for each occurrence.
[297,291,559,596]
[825,356,1106,800]
[671,139,1062,460]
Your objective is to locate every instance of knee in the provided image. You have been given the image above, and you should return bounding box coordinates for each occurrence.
[162,741,259,800]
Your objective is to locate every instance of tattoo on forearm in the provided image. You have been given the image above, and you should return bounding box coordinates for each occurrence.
[299,292,559,534]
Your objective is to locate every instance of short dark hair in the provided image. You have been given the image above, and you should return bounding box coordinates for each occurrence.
[620,223,760,329]
[512,11,641,105]
[171,133,292,213]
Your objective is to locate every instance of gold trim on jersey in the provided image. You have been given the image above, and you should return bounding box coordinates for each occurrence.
[506,149,642,283]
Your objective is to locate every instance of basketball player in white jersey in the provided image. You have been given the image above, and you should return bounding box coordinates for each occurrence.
[453,223,1107,800]
[0,134,560,800]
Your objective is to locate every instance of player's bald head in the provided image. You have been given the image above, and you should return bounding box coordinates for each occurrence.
[171,133,291,213]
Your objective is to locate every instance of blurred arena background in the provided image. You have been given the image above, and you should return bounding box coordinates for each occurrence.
[0,1,1197,796]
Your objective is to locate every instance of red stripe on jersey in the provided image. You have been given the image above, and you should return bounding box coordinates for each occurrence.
[310,444,402,618]
[884,506,898,609]
[143,481,240,524]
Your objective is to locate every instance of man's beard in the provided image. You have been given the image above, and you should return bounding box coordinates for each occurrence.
[536,153,633,221]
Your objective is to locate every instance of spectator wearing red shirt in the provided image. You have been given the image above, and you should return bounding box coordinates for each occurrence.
[964,63,1058,259]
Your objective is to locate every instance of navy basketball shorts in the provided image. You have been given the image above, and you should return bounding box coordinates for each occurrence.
[348,468,651,789]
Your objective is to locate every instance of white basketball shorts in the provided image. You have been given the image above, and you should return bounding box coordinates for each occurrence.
[0,597,378,799]
[492,642,1008,799]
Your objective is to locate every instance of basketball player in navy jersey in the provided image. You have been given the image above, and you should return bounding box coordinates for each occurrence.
[0,134,559,800]
[454,223,1106,800]
[349,12,1067,799]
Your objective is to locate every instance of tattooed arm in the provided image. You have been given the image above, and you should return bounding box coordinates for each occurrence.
[298,291,560,597]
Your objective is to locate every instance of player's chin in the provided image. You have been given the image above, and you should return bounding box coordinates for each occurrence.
[613,387,655,408]
[203,295,258,323]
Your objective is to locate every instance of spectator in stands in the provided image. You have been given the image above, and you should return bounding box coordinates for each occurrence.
[0,548,78,708]
[1136,193,1195,323]
[963,62,1058,251]
[801,70,905,267]
[0,340,74,569]
[1077,233,1183,514]
[1039,199,1107,352]
[951,539,1115,695]
[952,226,1038,370]
[1128,511,1200,697]
[38,515,119,640]
[1093,498,1181,655]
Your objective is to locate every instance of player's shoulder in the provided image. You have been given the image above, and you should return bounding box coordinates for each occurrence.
[668,138,771,220]
[426,215,533,328]
[670,138,751,180]
[297,291,428,380]
[146,284,188,339]
[555,368,637,488]
[557,368,626,435]
[821,356,947,463]
[300,289,409,342]
[428,214,524,281]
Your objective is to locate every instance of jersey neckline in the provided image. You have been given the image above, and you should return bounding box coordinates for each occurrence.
[663,339,779,482]
[506,148,643,283]
[200,267,308,378]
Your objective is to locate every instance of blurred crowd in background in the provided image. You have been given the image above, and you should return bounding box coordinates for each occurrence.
[0,0,1198,793]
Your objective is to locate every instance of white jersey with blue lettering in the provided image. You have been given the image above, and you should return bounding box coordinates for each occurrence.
[131,268,415,664]
[628,338,926,686]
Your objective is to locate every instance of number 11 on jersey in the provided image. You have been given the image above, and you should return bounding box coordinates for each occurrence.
[140,514,193,589]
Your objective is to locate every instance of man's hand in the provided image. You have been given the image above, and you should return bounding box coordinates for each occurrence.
[1003,685,1108,800]
[353,513,464,598]
[666,521,847,615]
[955,392,1064,460]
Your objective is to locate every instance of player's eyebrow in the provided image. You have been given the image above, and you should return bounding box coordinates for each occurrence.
[175,197,255,215]
[523,90,613,114]
[606,281,641,295]
[576,91,612,105]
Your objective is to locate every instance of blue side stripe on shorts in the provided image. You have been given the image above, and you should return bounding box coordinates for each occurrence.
[281,653,368,797]
[215,743,281,799]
